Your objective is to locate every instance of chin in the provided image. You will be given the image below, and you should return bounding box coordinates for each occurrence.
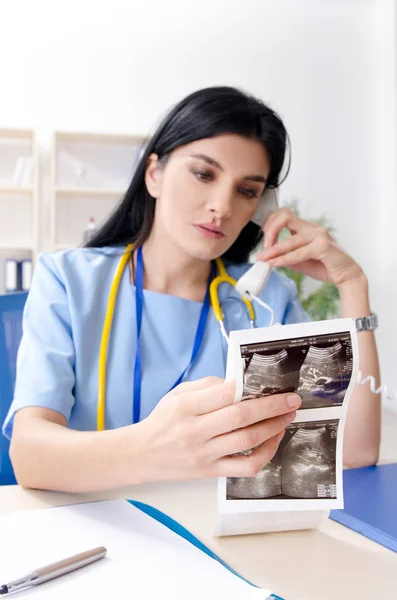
[185,241,230,263]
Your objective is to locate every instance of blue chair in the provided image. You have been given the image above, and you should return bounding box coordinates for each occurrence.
[0,292,28,485]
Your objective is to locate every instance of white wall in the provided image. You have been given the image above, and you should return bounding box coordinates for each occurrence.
[1,0,396,405]
[372,0,397,410]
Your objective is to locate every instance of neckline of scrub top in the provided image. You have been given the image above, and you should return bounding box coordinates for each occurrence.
[127,247,210,306]
[132,246,216,424]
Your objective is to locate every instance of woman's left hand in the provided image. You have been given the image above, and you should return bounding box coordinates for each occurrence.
[256,207,365,288]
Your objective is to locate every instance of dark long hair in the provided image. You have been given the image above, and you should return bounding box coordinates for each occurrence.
[87,86,290,263]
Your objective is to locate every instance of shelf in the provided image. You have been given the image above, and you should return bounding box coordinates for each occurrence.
[55,244,78,250]
[0,128,34,140]
[55,186,126,198]
[0,186,34,195]
[50,129,148,253]
[0,244,33,251]
[54,131,147,145]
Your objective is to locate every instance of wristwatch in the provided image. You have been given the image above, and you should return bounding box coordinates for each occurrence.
[355,313,378,332]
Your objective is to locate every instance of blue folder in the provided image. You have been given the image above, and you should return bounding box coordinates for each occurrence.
[330,463,397,552]
[129,499,284,600]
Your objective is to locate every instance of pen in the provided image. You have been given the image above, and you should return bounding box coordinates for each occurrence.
[0,546,107,595]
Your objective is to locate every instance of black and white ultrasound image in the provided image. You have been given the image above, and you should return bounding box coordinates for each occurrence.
[241,332,353,409]
[226,420,338,500]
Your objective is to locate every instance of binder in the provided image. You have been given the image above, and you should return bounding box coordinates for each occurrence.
[3,258,33,293]
[330,463,397,552]
[21,258,33,291]
[4,259,18,292]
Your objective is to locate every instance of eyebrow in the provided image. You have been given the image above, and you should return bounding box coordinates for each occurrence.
[190,153,267,184]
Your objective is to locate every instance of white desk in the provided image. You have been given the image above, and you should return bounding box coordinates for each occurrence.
[1,410,397,600]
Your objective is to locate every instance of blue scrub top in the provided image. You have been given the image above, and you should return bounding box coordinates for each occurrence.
[2,246,308,439]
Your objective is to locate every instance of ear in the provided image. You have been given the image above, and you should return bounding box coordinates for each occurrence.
[144,153,164,198]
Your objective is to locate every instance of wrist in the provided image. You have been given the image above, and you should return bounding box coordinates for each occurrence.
[106,423,148,487]
[337,271,371,318]
[337,269,368,295]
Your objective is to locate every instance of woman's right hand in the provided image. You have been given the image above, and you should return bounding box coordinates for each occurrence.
[128,377,301,483]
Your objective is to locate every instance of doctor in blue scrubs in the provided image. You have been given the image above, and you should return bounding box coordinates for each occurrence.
[4,87,380,492]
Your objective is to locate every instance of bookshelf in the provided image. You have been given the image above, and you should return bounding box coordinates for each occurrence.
[49,131,147,250]
[0,128,39,293]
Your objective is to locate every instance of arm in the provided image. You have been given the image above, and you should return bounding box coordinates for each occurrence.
[10,381,301,493]
[338,274,380,467]
[258,207,381,468]
[10,408,138,492]
[6,252,301,493]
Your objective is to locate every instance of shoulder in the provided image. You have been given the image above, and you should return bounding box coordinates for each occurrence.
[29,247,130,317]
[38,245,126,271]
[36,246,127,286]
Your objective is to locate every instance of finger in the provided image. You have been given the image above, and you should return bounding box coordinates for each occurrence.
[172,376,225,397]
[265,241,314,268]
[263,208,315,234]
[186,380,237,414]
[201,392,301,439]
[208,411,294,458]
[213,430,285,478]
[265,233,331,270]
[278,259,328,281]
[257,230,314,261]
[263,209,314,248]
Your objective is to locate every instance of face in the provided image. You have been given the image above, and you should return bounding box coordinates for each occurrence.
[145,133,271,260]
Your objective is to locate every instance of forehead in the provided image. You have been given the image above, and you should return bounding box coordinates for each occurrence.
[171,133,270,176]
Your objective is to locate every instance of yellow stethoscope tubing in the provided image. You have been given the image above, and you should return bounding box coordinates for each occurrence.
[97,242,134,430]
[211,258,256,323]
[97,248,256,431]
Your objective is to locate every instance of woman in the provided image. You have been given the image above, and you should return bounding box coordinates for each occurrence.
[4,86,380,492]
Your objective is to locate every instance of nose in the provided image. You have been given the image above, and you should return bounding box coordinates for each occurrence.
[207,183,234,219]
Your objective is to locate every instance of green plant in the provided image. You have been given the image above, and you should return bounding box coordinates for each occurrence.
[276,200,340,321]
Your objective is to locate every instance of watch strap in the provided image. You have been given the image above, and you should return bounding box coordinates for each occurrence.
[355,313,378,332]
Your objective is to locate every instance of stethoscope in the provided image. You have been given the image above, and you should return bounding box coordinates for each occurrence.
[97,243,266,430]
[210,256,255,342]
[97,244,397,430]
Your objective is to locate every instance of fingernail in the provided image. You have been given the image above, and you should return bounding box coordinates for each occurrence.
[277,430,285,442]
[287,394,301,408]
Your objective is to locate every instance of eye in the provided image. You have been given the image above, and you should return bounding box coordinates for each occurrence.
[239,187,260,199]
[192,169,213,182]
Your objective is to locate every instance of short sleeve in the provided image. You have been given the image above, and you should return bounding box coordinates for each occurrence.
[2,253,76,440]
[281,279,310,325]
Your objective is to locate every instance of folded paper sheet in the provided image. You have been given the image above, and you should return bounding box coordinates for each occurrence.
[0,500,272,599]
[216,318,359,536]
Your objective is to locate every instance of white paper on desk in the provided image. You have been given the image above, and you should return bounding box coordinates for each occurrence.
[0,500,271,599]
[216,318,359,536]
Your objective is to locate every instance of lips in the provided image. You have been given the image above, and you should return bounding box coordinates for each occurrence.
[195,223,225,239]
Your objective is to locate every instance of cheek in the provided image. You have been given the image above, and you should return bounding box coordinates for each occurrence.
[160,176,186,214]
[161,171,203,217]
[231,200,258,230]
